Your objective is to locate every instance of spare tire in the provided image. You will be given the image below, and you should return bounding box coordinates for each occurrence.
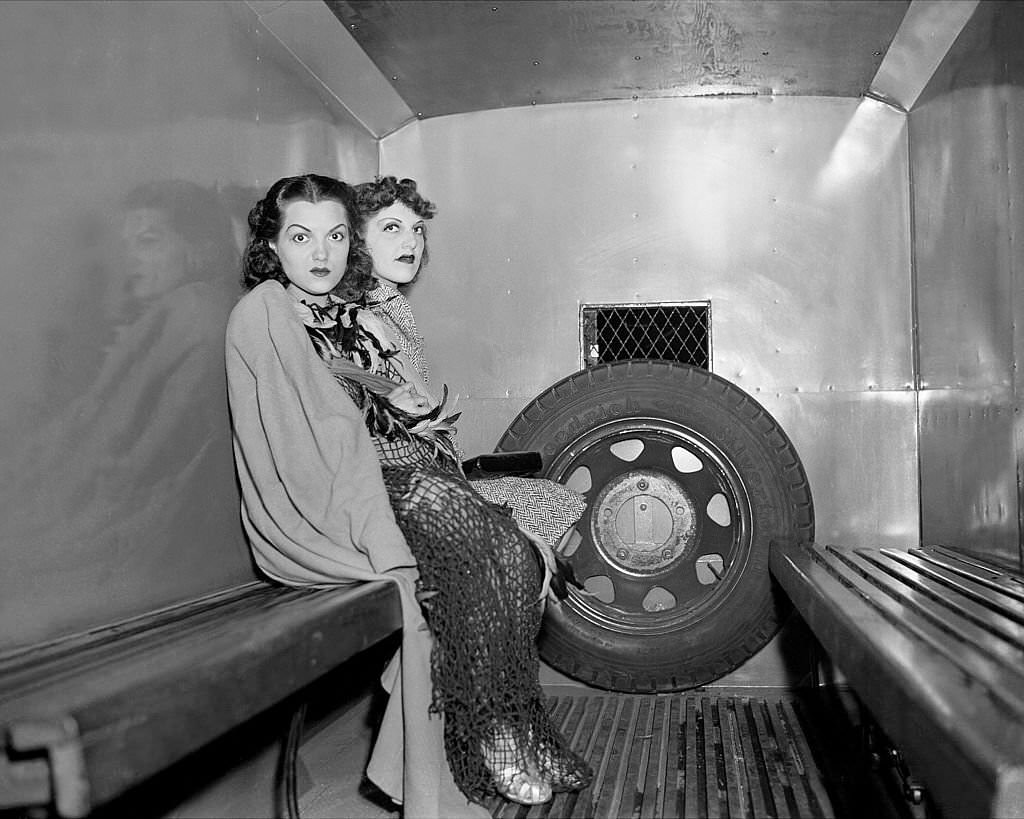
[497,360,813,692]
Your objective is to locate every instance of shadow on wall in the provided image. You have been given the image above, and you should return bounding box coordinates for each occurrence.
[1,180,262,649]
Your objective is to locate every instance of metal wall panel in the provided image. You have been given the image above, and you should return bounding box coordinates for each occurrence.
[912,87,1014,392]
[910,0,1024,567]
[0,0,377,650]
[759,391,920,548]
[918,389,1019,562]
[1013,91,1024,572]
[381,95,916,547]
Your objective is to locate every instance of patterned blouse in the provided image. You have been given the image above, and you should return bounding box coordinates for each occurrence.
[366,283,431,385]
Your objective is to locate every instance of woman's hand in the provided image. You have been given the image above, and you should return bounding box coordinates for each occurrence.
[520,526,589,609]
[387,382,432,416]
[518,526,562,608]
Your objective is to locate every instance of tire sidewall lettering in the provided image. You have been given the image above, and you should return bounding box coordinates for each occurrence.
[542,395,642,456]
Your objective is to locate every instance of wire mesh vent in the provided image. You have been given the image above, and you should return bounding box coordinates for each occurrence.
[581,302,711,370]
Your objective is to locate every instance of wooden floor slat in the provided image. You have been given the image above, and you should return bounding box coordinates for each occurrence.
[493,691,851,819]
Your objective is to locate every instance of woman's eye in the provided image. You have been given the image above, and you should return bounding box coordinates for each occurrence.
[330,231,346,242]
[413,224,425,235]
[291,233,308,243]
[382,223,398,233]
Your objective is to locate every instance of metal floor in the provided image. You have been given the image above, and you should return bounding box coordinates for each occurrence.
[486,689,878,819]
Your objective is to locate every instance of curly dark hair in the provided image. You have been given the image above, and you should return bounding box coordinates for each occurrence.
[241,174,373,301]
[353,176,437,270]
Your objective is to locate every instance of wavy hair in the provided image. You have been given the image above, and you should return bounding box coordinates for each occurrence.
[353,176,437,270]
[241,174,373,301]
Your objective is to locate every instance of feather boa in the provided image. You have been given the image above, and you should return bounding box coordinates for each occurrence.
[293,295,461,466]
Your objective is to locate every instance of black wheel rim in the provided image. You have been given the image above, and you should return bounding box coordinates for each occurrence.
[546,417,752,636]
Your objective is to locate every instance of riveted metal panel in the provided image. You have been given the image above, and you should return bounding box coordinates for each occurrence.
[384,96,912,404]
[384,97,915,550]
[0,1,377,650]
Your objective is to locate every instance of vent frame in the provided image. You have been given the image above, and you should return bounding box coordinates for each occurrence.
[579,300,712,371]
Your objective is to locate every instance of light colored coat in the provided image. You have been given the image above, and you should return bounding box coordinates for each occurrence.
[225,280,487,819]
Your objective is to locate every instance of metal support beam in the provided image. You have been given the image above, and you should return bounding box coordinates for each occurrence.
[869,0,979,111]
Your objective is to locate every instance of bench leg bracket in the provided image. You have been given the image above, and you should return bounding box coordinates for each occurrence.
[4,717,89,818]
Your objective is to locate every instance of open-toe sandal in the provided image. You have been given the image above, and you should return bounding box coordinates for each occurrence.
[536,748,592,793]
[492,766,553,805]
[548,766,591,793]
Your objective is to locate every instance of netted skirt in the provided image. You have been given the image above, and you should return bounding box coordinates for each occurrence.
[381,462,592,803]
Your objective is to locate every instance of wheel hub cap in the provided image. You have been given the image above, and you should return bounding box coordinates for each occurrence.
[591,468,696,575]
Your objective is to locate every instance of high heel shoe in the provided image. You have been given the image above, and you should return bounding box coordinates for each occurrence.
[535,747,592,792]
[491,765,553,805]
[525,729,592,793]
[483,729,554,805]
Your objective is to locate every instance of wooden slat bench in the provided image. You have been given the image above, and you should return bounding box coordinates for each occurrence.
[0,580,402,818]
[770,541,1024,819]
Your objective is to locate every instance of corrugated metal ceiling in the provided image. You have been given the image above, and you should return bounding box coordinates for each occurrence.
[325,0,912,118]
